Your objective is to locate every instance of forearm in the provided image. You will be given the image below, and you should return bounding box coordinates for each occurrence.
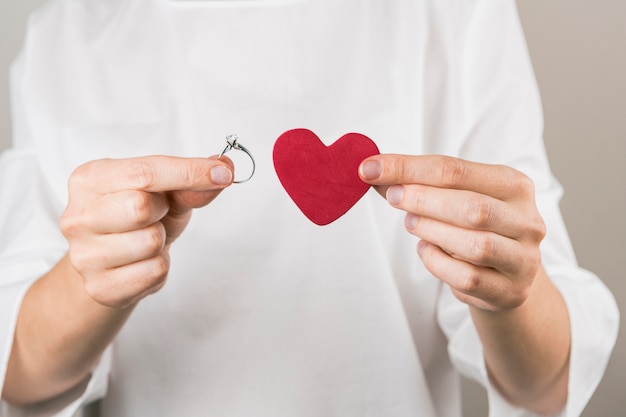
[2,254,134,406]
[470,266,571,415]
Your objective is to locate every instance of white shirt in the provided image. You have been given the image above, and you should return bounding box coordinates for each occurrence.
[0,0,619,416]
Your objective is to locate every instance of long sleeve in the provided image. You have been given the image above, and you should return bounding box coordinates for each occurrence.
[435,1,619,416]
[0,41,110,417]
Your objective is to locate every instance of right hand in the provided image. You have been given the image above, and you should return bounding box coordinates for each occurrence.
[59,155,234,309]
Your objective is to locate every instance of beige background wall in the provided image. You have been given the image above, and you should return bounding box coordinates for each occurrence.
[1,1,624,416]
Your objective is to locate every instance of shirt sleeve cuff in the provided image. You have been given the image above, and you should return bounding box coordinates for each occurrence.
[0,255,111,417]
[0,348,111,417]
[550,267,619,417]
[443,266,619,417]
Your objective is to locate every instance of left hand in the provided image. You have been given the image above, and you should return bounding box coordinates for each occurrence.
[359,154,547,312]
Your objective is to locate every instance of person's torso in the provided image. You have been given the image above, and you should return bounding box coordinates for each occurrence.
[19,0,479,415]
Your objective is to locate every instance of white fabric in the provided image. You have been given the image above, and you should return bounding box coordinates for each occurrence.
[0,0,619,416]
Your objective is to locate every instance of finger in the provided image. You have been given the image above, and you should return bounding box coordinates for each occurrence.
[387,184,525,239]
[359,154,534,201]
[71,155,234,195]
[417,240,527,311]
[70,222,167,271]
[61,190,169,236]
[83,252,170,309]
[405,214,526,275]
[168,187,227,212]
[159,186,228,245]
[150,156,236,229]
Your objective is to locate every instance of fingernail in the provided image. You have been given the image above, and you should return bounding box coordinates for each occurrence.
[360,160,382,180]
[405,213,418,229]
[417,239,427,256]
[211,166,232,185]
[387,185,404,205]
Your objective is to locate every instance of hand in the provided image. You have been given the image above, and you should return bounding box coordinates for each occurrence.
[60,155,234,309]
[359,154,546,312]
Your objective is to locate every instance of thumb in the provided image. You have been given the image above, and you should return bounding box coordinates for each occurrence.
[169,155,235,211]
[160,156,234,245]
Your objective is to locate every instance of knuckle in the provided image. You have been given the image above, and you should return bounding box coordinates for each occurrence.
[524,249,543,277]
[143,279,167,298]
[182,161,206,188]
[502,285,531,310]
[399,160,415,184]
[144,223,166,256]
[80,256,172,308]
[439,157,467,187]
[530,215,547,242]
[129,159,157,190]
[68,159,108,191]
[459,267,482,294]
[83,278,118,307]
[83,280,100,300]
[464,196,495,228]
[59,211,80,238]
[515,173,536,196]
[147,254,170,285]
[127,192,154,225]
[411,188,429,214]
[518,210,546,244]
[67,170,84,192]
[451,289,473,306]
[471,234,497,262]
[386,157,413,184]
[507,170,538,203]
[68,249,90,274]
[67,163,91,190]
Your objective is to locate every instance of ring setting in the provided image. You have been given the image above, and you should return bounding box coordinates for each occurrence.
[218,134,256,184]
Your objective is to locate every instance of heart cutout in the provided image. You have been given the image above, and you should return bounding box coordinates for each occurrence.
[273,129,380,225]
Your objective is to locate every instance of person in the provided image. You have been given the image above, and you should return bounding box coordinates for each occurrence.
[0,0,619,416]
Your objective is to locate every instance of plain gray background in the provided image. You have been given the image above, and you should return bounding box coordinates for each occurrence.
[1,1,624,416]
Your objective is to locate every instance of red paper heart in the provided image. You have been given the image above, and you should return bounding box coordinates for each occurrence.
[273,129,380,225]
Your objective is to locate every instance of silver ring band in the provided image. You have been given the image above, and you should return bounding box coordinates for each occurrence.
[218,134,256,184]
